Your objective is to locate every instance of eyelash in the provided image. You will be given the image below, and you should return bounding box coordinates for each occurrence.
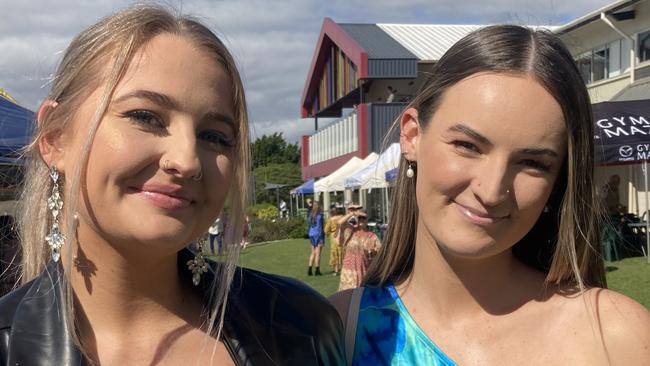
[452,140,480,153]
[199,131,235,148]
[123,110,234,148]
[451,140,551,172]
[125,110,163,127]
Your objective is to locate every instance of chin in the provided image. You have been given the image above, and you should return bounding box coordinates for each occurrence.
[437,240,503,260]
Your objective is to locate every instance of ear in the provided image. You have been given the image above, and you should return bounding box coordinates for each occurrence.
[37,100,67,173]
[399,107,420,162]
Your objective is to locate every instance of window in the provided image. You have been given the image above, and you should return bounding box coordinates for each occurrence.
[608,40,621,77]
[593,46,609,82]
[576,52,592,84]
[639,29,650,63]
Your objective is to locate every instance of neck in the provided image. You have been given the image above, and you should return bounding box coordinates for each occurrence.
[61,224,201,340]
[397,218,547,320]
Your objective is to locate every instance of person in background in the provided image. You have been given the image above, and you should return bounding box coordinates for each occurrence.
[241,214,250,249]
[602,174,621,215]
[336,202,362,247]
[208,214,223,255]
[307,200,324,276]
[338,210,381,291]
[0,215,19,297]
[330,25,649,365]
[325,205,343,276]
[279,199,288,219]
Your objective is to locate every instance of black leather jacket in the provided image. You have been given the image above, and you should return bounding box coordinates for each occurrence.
[0,250,346,365]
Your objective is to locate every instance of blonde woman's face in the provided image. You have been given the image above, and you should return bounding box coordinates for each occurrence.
[60,34,236,254]
[408,73,566,260]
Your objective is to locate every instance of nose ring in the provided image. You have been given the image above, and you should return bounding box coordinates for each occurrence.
[192,171,203,181]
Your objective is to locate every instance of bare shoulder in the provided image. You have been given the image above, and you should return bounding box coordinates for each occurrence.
[328,289,354,325]
[589,288,650,363]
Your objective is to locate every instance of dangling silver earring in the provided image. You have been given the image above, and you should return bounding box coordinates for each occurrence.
[45,166,65,262]
[406,162,415,178]
[187,237,208,286]
[543,205,550,213]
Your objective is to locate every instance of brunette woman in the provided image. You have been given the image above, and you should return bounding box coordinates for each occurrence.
[331,25,649,365]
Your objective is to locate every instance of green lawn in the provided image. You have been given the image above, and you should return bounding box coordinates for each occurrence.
[606,256,650,309]
[236,238,650,309]
[238,238,340,297]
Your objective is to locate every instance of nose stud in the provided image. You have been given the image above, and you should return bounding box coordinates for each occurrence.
[162,159,170,170]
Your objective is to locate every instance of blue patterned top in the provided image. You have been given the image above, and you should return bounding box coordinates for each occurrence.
[352,285,457,366]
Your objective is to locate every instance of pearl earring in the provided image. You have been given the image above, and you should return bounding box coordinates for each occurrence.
[406,163,415,178]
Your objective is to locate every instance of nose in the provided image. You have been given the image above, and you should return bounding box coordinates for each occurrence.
[161,126,202,181]
[471,157,512,207]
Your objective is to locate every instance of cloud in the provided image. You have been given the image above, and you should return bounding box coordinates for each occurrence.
[0,0,613,139]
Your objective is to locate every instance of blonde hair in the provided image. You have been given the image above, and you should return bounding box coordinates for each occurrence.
[16,4,249,358]
[364,25,606,290]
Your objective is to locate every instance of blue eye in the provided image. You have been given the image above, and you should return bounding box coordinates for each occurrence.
[124,110,163,128]
[199,130,234,149]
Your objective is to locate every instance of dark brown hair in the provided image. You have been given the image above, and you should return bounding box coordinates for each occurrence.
[364,25,606,289]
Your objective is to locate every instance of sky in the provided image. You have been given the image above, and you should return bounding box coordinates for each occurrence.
[0,0,614,143]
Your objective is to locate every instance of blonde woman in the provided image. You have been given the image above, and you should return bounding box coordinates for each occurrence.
[330,25,650,365]
[0,6,344,365]
[325,206,343,275]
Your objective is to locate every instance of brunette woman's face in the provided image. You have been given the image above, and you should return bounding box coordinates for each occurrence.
[402,73,566,260]
[56,34,236,254]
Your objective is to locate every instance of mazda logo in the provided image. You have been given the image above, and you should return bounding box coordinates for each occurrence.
[619,145,634,158]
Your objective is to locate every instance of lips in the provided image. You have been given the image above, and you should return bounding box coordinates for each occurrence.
[131,184,194,210]
[454,201,508,225]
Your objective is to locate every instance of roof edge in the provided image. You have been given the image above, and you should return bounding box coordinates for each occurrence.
[554,0,642,34]
[300,18,368,118]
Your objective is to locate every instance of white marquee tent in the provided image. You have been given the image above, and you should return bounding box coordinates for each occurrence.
[314,156,362,193]
[344,143,400,190]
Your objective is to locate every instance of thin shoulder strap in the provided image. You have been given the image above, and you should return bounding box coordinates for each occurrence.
[345,286,364,366]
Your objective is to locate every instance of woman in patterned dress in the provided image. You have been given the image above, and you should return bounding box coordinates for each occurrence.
[338,210,381,291]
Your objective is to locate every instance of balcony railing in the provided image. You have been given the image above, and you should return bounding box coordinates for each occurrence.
[308,110,358,165]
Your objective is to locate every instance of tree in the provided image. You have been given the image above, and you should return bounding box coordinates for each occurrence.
[251,133,300,168]
[253,163,302,205]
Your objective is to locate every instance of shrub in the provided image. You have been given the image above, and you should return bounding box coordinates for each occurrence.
[248,203,279,220]
[249,217,308,243]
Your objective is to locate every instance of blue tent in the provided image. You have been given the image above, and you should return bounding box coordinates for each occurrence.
[385,167,398,182]
[290,178,314,194]
[0,96,35,165]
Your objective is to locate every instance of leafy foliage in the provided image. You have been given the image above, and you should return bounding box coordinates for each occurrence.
[251,132,300,169]
[248,203,279,220]
[248,217,308,243]
[253,163,302,205]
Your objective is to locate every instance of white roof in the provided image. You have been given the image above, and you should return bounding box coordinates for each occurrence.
[345,143,401,190]
[554,0,637,34]
[315,154,378,193]
[377,24,483,61]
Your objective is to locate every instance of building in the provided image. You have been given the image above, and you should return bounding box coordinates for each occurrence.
[556,0,650,216]
[299,19,481,180]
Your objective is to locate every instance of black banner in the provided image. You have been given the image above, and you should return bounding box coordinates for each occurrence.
[592,99,650,165]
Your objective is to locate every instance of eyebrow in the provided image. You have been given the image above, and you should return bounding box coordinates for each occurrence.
[447,123,559,158]
[113,89,236,130]
[114,90,179,109]
[448,124,491,145]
